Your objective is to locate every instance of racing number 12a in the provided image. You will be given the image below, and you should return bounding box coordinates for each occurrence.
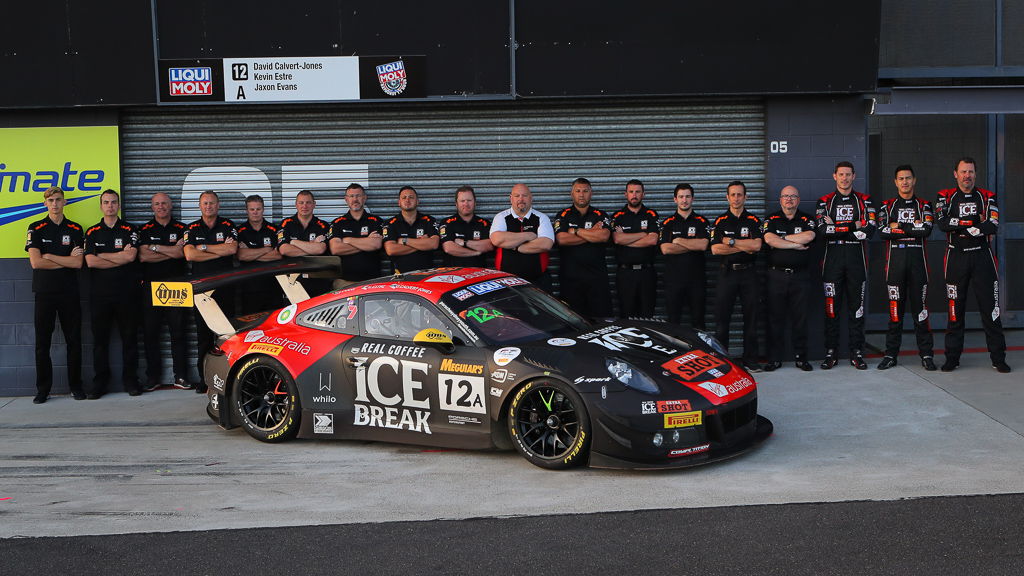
[464,307,503,323]
[438,375,486,414]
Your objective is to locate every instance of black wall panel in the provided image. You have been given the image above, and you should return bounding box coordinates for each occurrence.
[515,0,881,97]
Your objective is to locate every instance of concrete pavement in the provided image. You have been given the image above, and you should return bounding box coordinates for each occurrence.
[1,330,1021,538]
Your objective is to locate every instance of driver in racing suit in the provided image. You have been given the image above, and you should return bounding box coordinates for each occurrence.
[934,157,1010,373]
[815,161,876,370]
[876,165,935,371]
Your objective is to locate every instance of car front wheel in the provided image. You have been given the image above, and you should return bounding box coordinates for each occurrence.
[231,355,301,443]
[508,380,591,469]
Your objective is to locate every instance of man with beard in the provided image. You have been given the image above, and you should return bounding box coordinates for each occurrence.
[659,183,710,329]
[554,178,612,318]
[330,183,384,282]
[440,185,493,268]
[383,186,439,274]
[490,183,555,291]
[278,190,331,296]
[236,194,283,313]
[612,179,659,318]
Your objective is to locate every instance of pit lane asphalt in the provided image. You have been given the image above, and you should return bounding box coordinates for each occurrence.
[1,331,1022,574]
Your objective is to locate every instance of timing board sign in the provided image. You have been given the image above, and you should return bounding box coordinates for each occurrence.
[223,56,360,102]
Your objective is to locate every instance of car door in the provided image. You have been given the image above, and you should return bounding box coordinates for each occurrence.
[339,294,494,448]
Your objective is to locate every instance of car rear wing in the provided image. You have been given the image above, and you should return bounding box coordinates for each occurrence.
[149,256,342,337]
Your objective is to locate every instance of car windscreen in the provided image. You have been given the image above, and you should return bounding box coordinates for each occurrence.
[443,283,591,345]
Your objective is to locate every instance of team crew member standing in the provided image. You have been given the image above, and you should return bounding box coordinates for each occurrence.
[440,185,493,268]
[236,194,282,313]
[554,178,613,318]
[184,191,237,393]
[816,161,876,370]
[84,190,141,398]
[330,183,384,282]
[659,183,710,329]
[138,192,191,391]
[383,186,440,273]
[710,181,764,373]
[278,190,331,296]
[25,186,85,404]
[761,186,816,372]
[612,179,659,318]
[877,166,936,371]
[935,157,1010,373]
[490,183,555,290]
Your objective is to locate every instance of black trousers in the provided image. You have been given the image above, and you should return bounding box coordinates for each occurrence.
[821,245,867,355]
[616,266,656,318]
[664,268,706,330]
[883,248,933,358]
[714,267,759,364]
[944,247,1006,363]
[34,292,83,396]
[143,303,191,382]
[91,292,140,393]
[560,271,613,319]
[767,268,809,361]
[195,287,235,386]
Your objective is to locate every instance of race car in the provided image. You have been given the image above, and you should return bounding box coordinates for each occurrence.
[158,258,772,470]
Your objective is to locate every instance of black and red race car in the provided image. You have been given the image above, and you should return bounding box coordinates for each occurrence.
[161,258,772,470]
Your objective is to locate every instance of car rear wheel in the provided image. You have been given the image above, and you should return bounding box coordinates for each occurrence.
[231,355,301,443]
[508,380,591,469]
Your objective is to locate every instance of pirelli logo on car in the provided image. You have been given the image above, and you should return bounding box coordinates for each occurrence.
[151,282,194,307]
[248,343,284,356]
[664,411,702,428]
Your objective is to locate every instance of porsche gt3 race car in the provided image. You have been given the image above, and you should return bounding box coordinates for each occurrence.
[159,258,772,470]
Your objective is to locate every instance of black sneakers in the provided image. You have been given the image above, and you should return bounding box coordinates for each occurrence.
[921,357,937,371]
[993,361,1012,373]
[850,354,868,370]
[33,393,47,404]
[821,351,838,370]
[877,356,897,370]
[940,360,959,372]
[763,361,782,372]
[173,378,195,390]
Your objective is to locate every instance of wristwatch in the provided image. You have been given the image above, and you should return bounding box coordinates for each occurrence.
[728,237,736,247]
[401,237,408,245]
[150,244,159,252]
[200,244,208,252]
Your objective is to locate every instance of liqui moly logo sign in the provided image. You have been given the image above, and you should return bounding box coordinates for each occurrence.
[376,60,407,96]
[169,67,213,96]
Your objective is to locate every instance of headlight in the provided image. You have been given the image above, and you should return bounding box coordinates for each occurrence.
[696,330,728,356]
[605,357,660,394]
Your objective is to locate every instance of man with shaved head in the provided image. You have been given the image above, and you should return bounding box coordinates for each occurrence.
[138,192,191,391]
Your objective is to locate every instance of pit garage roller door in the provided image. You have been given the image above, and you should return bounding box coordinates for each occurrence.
[120,97,764,370]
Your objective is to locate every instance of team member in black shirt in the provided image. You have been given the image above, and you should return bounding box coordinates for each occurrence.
[184,190,237,393]
[490,183,555,290]
[659,183,710,329]
[330,183,384,282]
[554,178,612,318]
[876,166,936,371]
[383,186,440,273]
[440,185,493,268]
[138,192,192,391]
[25,186,85,404]
[761,186,816,372]
[612,179,659,318]
[84,190,141,398]
[278,190,331,296]
[710,181,764,373]
[237,194,283,313]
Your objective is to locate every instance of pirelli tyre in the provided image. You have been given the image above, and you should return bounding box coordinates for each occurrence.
[231,355,301,443]
[508,380,591,469]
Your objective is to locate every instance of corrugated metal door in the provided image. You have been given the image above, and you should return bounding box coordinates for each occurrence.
[120,97,765,371]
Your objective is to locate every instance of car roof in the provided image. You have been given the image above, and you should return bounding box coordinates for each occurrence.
[315,267,517,306]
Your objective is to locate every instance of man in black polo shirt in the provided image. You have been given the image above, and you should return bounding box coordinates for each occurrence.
[330,183,384,282]
[383,186,439,274]
[659,183,710,330]
[761,186,816,372]
[612,179,659,318]
[710,181,763,373]
[25,186,85,404]
[490,183,555,290]
[554,178,612,318]
[279,190,331,296]
[138,192,192,391]
[184,190,237,393]
[237,194,283,313]
[440,185,493,268]
[84,190,141,398]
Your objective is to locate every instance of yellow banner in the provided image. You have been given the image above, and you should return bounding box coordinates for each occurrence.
[151,281,194,307]
[1,126,120,258]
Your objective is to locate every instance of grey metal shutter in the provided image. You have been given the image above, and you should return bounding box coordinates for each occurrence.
[121,97,765,365]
